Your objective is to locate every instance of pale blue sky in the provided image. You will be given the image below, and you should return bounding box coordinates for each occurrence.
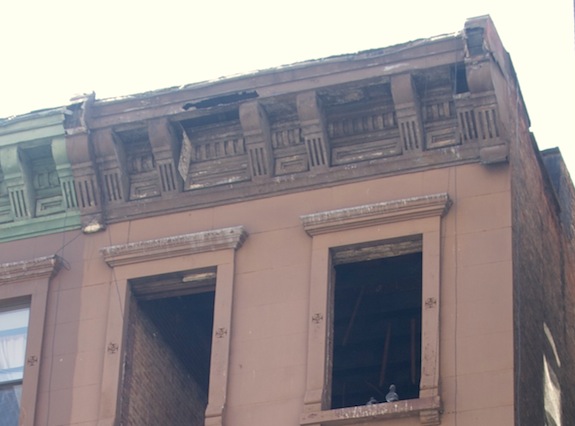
[1,1,574,174]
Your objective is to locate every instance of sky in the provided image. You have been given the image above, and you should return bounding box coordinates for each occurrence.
[1,1,574,175]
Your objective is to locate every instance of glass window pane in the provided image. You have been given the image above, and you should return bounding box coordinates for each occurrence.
[0,308,30,383]
[0,383,22,426]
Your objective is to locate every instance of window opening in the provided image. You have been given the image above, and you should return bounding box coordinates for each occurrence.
[121,269,216,426]
[0,304,30,426]
[330,242,422,409]
[453,63,470,94]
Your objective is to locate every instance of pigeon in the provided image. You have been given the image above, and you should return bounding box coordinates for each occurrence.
[385,384,399,402]
[366,396,378,405]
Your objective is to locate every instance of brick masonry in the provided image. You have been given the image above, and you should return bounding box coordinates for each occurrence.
[510,115,575,425]
[119,298,207,425]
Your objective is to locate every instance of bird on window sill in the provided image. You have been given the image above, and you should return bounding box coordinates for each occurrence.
[366,396,378,405]
[385,384,399,402]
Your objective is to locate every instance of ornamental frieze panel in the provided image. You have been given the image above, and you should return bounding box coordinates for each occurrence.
[113,127,161,200]
[421,99,459,150]
[177,115,250,190]
[0,139,76,220]
[271,123,308,176]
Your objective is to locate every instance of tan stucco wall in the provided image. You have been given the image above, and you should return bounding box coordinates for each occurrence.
[0,162,513,425]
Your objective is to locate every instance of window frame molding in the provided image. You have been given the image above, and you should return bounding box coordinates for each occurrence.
[99,226,247,426]
[0,254,62,426]
[300,193,451,426]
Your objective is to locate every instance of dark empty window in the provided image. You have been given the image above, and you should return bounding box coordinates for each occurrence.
[121,268,216,426]
[330,241,422,409]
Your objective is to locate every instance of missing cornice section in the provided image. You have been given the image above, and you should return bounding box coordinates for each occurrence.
[183,91,259,110]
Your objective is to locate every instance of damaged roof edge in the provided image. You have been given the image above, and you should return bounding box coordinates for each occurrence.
[93,30,462,108]
[0,106,69,138]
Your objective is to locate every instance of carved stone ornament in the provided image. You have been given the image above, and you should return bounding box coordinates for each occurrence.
[312,313,324,324]
[107,343,119,354]
[215,327,228,338]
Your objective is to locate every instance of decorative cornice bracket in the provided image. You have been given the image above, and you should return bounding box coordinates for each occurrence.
[148,118,183,194]
[391,73,424,153]
[297,91,330,169]
[240,101,274,179]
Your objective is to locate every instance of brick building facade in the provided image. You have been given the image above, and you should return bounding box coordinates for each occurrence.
[0,15,574,426]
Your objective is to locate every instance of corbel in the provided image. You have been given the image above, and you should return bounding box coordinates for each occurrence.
[65,124,106,231]
[91,128,127,206]
[391,73,425,153]
[239,101,274,179]
[296,91,330,169]
[0,145,31,219]
[459,17,510,165]
[51,136,77,209]
[64,92,104,227]
[148,118,183,195]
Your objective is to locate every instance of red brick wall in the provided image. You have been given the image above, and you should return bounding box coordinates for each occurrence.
[119,298,207,425]
[510,121,575,425]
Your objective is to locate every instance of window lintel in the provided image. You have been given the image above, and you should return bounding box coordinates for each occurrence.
[101,225,248,267]
[300,193,451,236]
[0,255,63,284]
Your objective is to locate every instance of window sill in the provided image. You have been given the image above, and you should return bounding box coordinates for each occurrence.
[300,396,441,425]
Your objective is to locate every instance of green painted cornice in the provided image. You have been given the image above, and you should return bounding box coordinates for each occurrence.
[0,212,81,243]
[0,107,81,241]
[0,107,67,146]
